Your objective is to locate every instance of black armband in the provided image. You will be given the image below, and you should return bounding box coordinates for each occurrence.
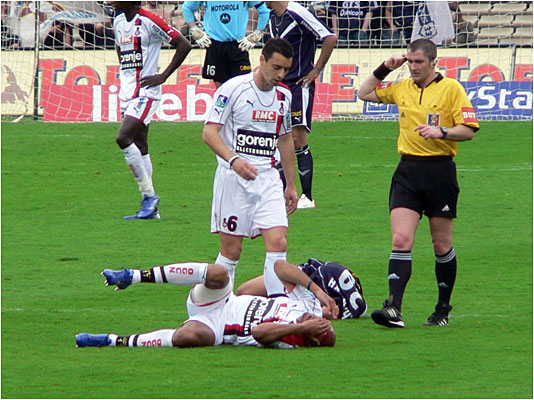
[373,62,393,81]
[228,155,239,168]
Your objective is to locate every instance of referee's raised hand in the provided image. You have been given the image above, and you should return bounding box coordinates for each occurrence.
[385,55,407,70]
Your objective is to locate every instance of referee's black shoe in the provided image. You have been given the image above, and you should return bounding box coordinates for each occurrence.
[371,295,405,328]
[424,303,453,326]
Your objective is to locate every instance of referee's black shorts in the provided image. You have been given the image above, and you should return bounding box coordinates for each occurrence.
[202,40,252,84]
[389,155,460,218]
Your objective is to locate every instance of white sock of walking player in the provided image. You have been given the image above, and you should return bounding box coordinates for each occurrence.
[122,143,155,197]
[214,253,239,285]
[264,252,287,297]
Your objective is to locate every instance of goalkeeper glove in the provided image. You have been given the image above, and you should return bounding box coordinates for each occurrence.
[190,26,212,48]
[237,29,264,52]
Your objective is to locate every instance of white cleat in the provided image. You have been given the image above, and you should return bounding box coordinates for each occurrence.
[297,194,316,209]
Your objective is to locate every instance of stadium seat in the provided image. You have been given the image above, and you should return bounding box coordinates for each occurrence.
[508,36,533,46]
[477,14,513,28]
[512,26,534,38]
[462,14,480,27]
[514,14,534,27]
[459,1,491,16]
[477,26,514,39]
[490,2,528,15]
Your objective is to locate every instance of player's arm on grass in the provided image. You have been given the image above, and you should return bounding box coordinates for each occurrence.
[140,35,192,88]
[202,123,258,180]
[275,260,339,319]
[277,133,298,214]
[252,315,332,346]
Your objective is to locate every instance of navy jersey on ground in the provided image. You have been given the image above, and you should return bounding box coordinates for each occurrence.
[300,258,367,319]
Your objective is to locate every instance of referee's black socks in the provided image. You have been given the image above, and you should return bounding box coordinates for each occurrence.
[435,247,457,306]
[388,250,412,311]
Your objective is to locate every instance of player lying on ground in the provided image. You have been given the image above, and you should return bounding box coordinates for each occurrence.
[76,260,338,349]
[238,258,367,319]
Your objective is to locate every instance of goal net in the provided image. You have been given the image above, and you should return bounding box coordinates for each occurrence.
[1,1,532,122]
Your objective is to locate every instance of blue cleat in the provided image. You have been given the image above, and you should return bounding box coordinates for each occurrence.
[136,194,160,219]
[123,207,160,220]
[102,267,133,290]
[76,333,111,347]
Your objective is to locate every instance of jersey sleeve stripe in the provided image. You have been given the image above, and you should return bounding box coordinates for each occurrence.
[288,2,334,39]
[139,8,181,40]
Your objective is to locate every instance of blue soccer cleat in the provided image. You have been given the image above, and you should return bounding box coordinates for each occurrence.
[124,195,160,220]
[136,194,160,219]
[76,333,111,347]
[123,207,160,220]
[102,267,133,290]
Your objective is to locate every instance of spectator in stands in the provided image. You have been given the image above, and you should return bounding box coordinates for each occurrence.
[43,20,73,49]
[300,1,333,29]
[17,1,73,49]
[388,1,419,46]
[328,1,373,47]
[78,2,115,49]
[368,1,394,46]
[143,1,173,24]
[79,22,115,49]
[169,2,188,36]
[449,2,476,46]
[1,2,21,49]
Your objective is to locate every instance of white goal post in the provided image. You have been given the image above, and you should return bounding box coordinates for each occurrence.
[1,1,532,122]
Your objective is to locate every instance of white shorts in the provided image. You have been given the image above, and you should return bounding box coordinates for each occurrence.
[210,166,287,238]
[121,97,159,126]
[185,282,234,346]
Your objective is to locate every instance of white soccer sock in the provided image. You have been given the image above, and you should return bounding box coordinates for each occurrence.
[128,329,176,347]
[108,334,118,347]
[215,253,239,285]
[264,251,287,297]
[122,144,155,197]
[142,153,153,179]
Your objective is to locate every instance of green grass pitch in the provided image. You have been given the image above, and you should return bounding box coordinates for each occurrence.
[1,120,532,398]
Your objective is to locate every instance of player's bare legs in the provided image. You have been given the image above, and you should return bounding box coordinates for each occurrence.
[117,116,158,219]
[172,264,229,347]
[261,227,288,296]
[172,321,216,347]
[217,233,243,284]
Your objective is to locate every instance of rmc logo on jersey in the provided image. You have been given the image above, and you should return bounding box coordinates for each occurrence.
[120,35,134,45]
[252,110,276,123]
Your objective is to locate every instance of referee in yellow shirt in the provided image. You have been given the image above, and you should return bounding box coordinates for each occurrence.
[358,38,480,328]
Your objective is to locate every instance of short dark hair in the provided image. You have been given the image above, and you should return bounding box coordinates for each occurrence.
[262,38,294,61]
[408,38,437,61]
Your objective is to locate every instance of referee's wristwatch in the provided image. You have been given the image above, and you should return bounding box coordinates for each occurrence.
[440,127,449,139]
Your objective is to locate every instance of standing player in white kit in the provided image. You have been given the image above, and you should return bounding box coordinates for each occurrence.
[202,38,298,296]
[113,1,191,219]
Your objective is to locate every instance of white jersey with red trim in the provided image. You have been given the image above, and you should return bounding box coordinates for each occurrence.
[114,8,180,102]
[222,294,321,348]
[205,72,292,172]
